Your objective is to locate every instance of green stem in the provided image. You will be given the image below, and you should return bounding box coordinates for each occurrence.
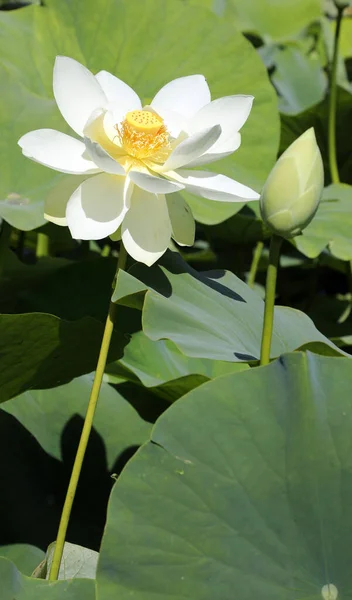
[36,232,49,258]
[260,235,282,366]
[247,241,264,289]
[328,6,352,322]
[48,242,128,581]
[0,221,12,279]
[328,4,344,184]
[338,259,352,324]
[101,244,111,258]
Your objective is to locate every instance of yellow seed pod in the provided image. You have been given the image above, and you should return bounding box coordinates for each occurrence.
[260,128,324,238]
[125,110,163,135]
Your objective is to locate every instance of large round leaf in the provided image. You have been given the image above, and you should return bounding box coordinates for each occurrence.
[97,351,352,599]
[0,313,123,403]
[118,334,248,387]
[280,88,352,186]
[229,0,323,41]
[203,201,268,243]
[0,375,151,550]
[113,251,346,360]
[271,46,327,115]
[293,184,352,260]
[2,373,151,469]
[0,0,279,228]
[0,557,94,600]
[0,545,44,577]
[107,331,248,401]
[182,191,246,226]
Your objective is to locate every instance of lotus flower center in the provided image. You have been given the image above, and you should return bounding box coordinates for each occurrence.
[117,110,170,162]
[126,110,163,134]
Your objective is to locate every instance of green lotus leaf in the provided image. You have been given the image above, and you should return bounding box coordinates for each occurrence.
[97,351,352,599]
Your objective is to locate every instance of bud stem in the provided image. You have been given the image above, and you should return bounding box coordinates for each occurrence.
[0,220,12,279]
[260,234,282,366]
[328,4,344,184]
[36,232,49,258]
[247,241,264,289]
[48,242,128,581]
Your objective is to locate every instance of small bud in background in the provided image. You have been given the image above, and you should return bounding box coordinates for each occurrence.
[260,128,324,238]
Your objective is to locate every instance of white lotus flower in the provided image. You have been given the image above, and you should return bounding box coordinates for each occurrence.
[18,56,259,266]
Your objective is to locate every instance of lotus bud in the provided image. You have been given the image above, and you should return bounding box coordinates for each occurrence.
[260,128,324,238]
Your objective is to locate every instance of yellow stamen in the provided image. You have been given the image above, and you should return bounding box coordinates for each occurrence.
[116,110,171,162]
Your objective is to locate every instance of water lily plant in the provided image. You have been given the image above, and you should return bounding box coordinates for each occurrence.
[19,57,259,265]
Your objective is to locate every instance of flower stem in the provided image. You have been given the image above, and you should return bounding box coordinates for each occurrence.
[260,235,282,366]
[101,244,111,257]
[338,259,352,323]
[327,7,352,319]
[328,4,344,185]
[48,242,128,581]
[0,221,12,279]
[36,232,49,258]
[247,241,264,289]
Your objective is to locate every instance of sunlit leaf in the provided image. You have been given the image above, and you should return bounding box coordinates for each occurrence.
[44,542,98,580]
[98,351,352,599]
[229,0,322,41]
[113,251,346,361]
[280,88,352,186]
[107,332,248,401]
[272,46,327,114]
[294,184,352,260]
